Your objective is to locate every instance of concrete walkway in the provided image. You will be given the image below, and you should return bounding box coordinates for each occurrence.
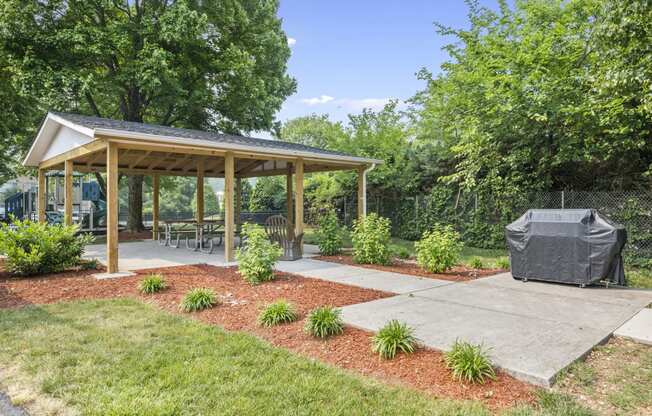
[275,258,652,387]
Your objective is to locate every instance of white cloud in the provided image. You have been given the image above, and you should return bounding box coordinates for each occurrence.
[300,95,335,105]
[337,98,392,112]
[287,37,296,47]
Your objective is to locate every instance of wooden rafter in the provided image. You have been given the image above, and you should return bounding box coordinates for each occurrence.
[129,150,151,169]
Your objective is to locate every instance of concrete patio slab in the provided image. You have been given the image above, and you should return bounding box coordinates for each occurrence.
[340,272,652,386]
[615,308,652,345]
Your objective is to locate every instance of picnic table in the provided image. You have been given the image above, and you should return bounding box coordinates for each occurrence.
[158,219,224,253]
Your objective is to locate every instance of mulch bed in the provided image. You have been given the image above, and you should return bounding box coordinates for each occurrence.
[0,262,534,411]
[315,254,504,282]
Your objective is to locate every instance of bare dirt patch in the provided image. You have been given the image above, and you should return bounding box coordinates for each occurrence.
[315,254,504,282]
[0,263,534,411]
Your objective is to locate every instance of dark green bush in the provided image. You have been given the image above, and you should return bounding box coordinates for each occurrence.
[180,288,218,312]
[351,213,391,265]
[0,219,93,276]
[371,320,417,359]
[316,210,343,255]
[139,274,167,294]
[258,300,298,327]
[304,306,344,338]
[236,223,282,285]
[445,340,496,384]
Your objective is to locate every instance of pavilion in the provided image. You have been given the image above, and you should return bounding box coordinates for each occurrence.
[22,112,381,273]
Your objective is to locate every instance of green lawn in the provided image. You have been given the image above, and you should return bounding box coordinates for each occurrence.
[0,299,489,415]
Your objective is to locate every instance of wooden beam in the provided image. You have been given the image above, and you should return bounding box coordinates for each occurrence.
[129,150,151,169]
[166,154,190,171]
[64,159,73,225]
[295,158,304,238]
[357,166,366,220]
[286,163,294,238]
[86,151,105,169]
[196,160,204,223]
[37,169,46,223]
[106,142,119,273]
[152,174,159,240]
[235,178,242,231]
[237,159,265,175]
[238,163,356,178]
[146,152,171,170]
[39,139,107,170]
[224,152,235,262]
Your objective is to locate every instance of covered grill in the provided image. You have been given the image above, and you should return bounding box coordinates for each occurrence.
[506,209,626,286]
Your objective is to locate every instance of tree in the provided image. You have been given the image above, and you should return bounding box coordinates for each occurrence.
[192,182,220,216]
[240,179,253,212]
[0,0,296,231]
[277,114,347,150]
[249,177,286,212]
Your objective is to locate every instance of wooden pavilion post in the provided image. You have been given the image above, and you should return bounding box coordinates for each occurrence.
[286,163,294,238]
[235,177,242,231]
[106,143,119,273]
[224,152,235,262]
[294,159,304,238]
[196,160,204,223]
[64,159,73,226]
[37,169,46,223]
[357,165,367,220]
[152,174,159,240]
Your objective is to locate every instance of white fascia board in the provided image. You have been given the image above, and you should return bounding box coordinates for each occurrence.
[94,128,383,165]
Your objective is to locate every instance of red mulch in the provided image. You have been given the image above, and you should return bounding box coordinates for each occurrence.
[315,254,504,282]
[0,263,534,411]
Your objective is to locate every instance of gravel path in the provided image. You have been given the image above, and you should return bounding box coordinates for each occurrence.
[0,391,28,416]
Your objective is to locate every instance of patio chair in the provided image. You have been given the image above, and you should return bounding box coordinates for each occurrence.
[264,215,303,261]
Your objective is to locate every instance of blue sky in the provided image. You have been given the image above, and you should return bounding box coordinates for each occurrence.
[274,0,503,125]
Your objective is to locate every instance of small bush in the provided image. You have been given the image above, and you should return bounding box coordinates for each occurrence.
[445,340,496,384]
[351,213,391,265]
[394,247,411,260]
[495,257,510,270]
[236,223,283,285]
[316,210,343,255]
[139,273,167,294]
[258,300,298,327]
[180,288,218,312]
[80,258,100,270]
[468,257,484,269]
[415,224,462,273]
[371,320,417,359]
[0,219,93,276]
[304,306,344,338]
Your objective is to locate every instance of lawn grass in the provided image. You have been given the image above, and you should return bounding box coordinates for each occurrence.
[0,298,490,415]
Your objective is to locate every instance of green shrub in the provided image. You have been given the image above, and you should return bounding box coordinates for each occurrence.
[495,257,510,270]
[80,258,100,270]
[139,273,167,294]
[468,257,484,269]
[258,300,298,327]
[180,288,218,312]
[304,306,344,338]
[445,340,496,384]
[316,210,343,255]
[394,247,411,260]
[371,320,417,359]
[415,224,463,273]
[236,223,283,285]
[351,213,391,265]
[0,219,93,276]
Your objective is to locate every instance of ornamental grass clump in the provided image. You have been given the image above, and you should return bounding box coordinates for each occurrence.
[138,273,167,294]
[180,288,218,312]
[236,223,283,285]
[445,340,496,384]
[351,213,391,265]
[415,224,463,273]
[495,257,510,270]
[371,320,418,359]
[0,219,93,276]
[258,300,298,327]
[304,306,344,338]
[316,209,343,255]
[469,257,484,269]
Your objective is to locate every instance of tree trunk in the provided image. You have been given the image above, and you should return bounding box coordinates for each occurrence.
[127,175,145,232]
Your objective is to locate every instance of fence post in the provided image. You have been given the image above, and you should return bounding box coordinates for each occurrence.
[561,190,565,209]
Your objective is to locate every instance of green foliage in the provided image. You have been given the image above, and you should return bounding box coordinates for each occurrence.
[394,247,411,260]
[495,257,510,270]
[315,209,343,255]
[0,219,93,276]
[236,223,282,285]
[249,177,287,212]
[415,225,462,273]
[180,288,218,312]
[304,306,344,338]
[351,213,392,265]
[139,274,167,294]
[445,340,496,384]
[258,300,298,327]
[468,257,484,270]
[192,182,221,216]
[371,320,417,359]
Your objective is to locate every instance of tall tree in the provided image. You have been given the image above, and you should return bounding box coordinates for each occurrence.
[0,0,296,231]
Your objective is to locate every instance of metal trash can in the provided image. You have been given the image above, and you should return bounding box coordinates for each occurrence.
[506,209,626,286]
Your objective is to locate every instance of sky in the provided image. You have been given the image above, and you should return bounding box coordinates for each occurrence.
[273,0,503,126]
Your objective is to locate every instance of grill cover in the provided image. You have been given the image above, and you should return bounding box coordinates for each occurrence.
[506,209,626,286]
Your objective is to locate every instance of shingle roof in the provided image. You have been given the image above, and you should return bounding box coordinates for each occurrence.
[51,112,356,159]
